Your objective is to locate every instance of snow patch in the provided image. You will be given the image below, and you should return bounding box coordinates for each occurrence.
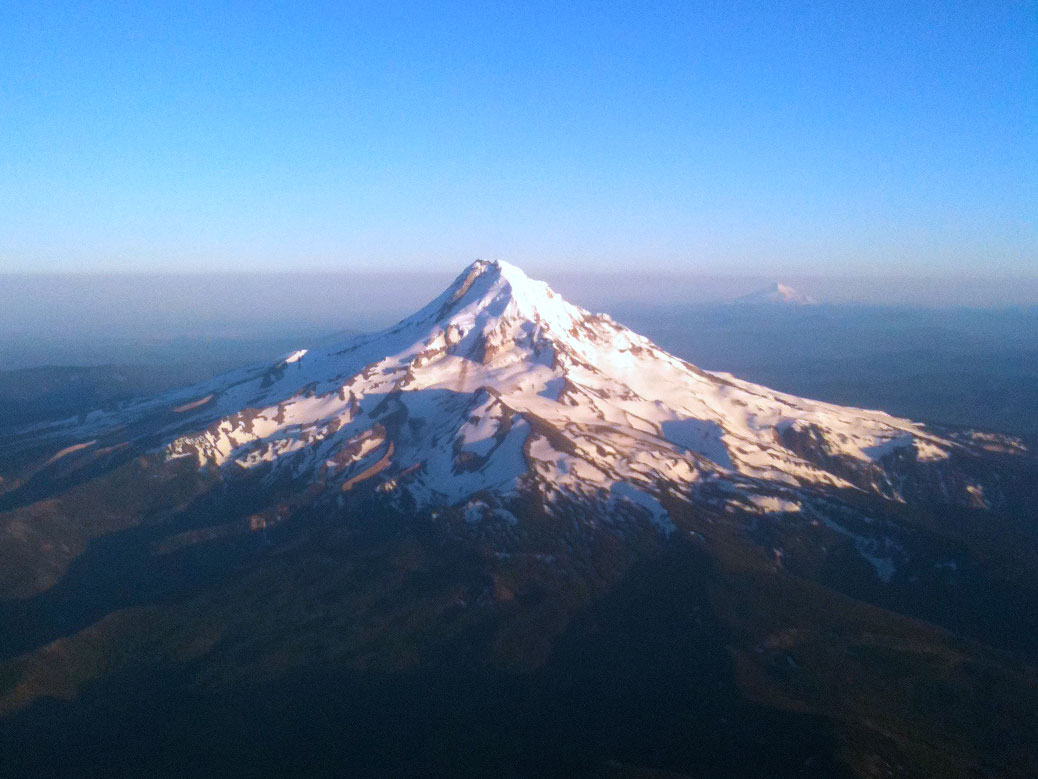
[608,482,675,536]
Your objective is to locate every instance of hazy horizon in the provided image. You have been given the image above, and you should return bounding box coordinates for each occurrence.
[6,267,1038,326]
[2,266,1036,372]
[2,269,1037,340]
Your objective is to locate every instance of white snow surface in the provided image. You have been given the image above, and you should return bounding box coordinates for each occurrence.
[28,259,973,529]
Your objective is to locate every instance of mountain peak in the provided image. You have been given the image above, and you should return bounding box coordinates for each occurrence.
[441,258,542,310]
[733,282,818,306]
[409,258,585,341]
[462,257,526,283]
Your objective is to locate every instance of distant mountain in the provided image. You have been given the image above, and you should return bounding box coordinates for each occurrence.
[733,281,818,305]
[1,260,1036,778]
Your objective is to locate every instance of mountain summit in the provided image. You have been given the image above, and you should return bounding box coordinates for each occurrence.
[733,281,818,305]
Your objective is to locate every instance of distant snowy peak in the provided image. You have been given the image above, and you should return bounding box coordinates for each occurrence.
[733,282,818,306]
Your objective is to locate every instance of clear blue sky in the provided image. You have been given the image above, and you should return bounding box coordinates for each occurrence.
[1,1,1034,275]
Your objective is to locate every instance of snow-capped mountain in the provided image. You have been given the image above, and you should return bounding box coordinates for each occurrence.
[7,260,1011,546]
[3,261,1037,778]
[733,282,818,305]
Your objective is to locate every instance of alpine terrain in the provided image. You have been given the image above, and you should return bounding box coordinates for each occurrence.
[1,260,1036,778]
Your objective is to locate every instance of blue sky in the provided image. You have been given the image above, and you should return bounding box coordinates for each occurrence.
[1,1,1034,276]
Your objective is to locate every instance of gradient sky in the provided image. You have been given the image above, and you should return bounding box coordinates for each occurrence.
[1,1,1034,276]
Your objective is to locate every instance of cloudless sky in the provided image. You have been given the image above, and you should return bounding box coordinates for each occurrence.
[1,1,1034,276]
